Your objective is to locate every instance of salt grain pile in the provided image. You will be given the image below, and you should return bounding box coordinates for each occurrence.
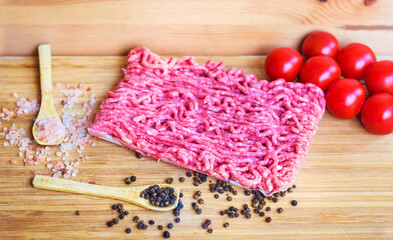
[0,83,97,178]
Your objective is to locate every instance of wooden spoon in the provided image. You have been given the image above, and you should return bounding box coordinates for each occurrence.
[32,175,180,211]
[32,44,65,145]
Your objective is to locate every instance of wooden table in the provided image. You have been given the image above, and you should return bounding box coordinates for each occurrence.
[0,55,392,239]
[1,0,393,56]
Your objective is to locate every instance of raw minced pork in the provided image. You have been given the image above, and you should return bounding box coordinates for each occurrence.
[89,47,325,195]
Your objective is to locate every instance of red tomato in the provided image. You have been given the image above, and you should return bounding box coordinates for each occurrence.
[299,55,341,92]
[302,31,340,59]
[264,47,303,82]
[365,60,393,95]
[326,78,366,119]
[361,93,393,135]
[336,43,376,80]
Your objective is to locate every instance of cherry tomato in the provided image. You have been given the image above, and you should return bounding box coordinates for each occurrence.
[361,93,393,135]
[264,47,303,82]
[336,43,376,80]
[365,60,393,95]
[326,78,366,119]
[302,31,340,59]
[299,55,341,92]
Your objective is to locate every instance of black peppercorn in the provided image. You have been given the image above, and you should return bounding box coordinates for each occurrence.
[175,217,180,223]
[266,207,271,211]
[207,228,213,233]
[107,221,114,227]
[223,222,229,228]
[125,228,131,234]
[111,204,117,210]
[277,207,284,213]
[266,217,272,223]
[179,177,185,182]
[168,223,173,229]
[291,200,298,206]
[149,220,155,225]
[130,176,137,182]
[136,152,143,158]
[186,172,192,177]
[163,231,170,238]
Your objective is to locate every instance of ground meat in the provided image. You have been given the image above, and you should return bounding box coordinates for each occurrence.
[89,47,325,195]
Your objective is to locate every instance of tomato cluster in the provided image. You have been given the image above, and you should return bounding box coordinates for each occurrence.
[264,31,393,135]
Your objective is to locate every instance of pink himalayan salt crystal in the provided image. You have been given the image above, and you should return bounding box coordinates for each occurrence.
[34,118,65,143]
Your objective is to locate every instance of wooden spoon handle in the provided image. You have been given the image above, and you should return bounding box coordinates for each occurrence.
[33,175,123,200]
[38,44,53,92]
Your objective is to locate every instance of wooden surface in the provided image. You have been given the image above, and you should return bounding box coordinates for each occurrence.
[1,55,393,240]
[1,0,393,56]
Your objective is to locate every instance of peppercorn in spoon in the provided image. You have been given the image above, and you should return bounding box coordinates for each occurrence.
[32,44,65,145]
[32,175,180,211]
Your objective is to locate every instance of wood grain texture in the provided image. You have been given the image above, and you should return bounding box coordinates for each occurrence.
[1,0,393,56]
[0,55,393,239]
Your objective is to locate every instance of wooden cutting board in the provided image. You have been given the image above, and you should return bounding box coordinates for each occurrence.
[0,56,392,240]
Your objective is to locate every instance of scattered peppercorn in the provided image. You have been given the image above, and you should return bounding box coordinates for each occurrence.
[254,209,260,214]
[130,176,137,182]
[227,196,232,201]
[291,200,298,206]
[207,228,213,233]
[168,223,173,229]
[287,187,294,193]
[163,231,170,238]
[166,177,174,184]
[220,211,225,216]
[273,197,278,203]
[119,214,124,220]
[266,207,271,211]
[117,203,123,209]
[75,211,81,215]
[214,194,219,199]
[125,178,132,185]
[277,207,284,213]
[186,172,192,177]
[133,216,140,223]
[266,217,272,223]
[198,199,204,204]
[149,220,155,225]
[246,213,251,219]
[158,225,163,230]
[224,222,229,228]
[107,221,114,227]
[179,192,183,198]
[259,212,265,217]
[113,218,119,225]
[292,185,296,189]
[179,177,185,182]
[136,152,143,158]
[111,204,117,210]
[124,211,129,216]
[245,190,251,196]
[196,209,202,215]
[175,217,180,223]
[125,228,131,234]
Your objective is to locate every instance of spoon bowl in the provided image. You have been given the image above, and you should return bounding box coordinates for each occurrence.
[32,175,180,211]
